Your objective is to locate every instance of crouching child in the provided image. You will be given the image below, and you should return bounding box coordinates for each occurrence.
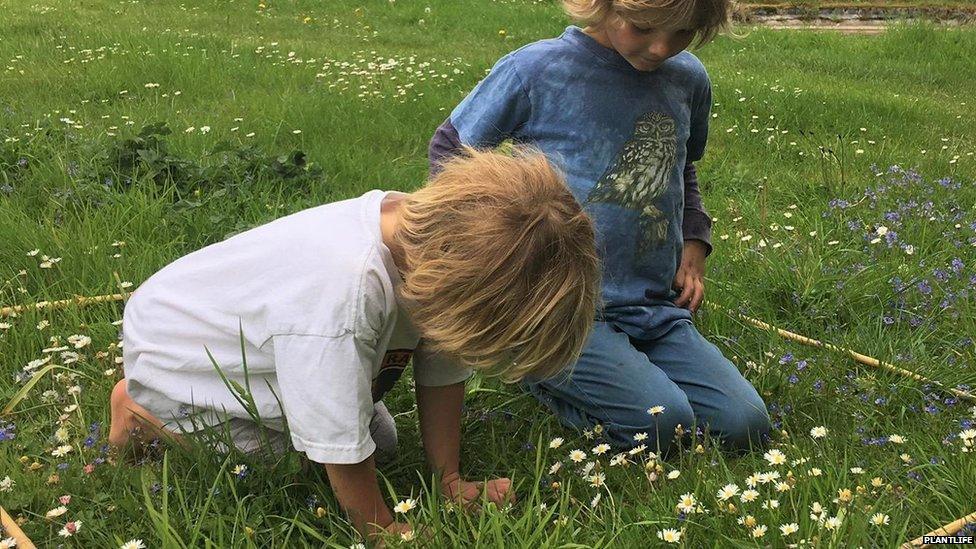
[107,148,601,542]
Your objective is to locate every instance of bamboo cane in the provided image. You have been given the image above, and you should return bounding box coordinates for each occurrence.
[0,506,36,549]
[0,293,126,319]
[901,510,976,548]
[706,302,976,404]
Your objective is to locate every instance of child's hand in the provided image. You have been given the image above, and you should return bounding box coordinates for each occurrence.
[672,240,708,313]
[441,471,514,509]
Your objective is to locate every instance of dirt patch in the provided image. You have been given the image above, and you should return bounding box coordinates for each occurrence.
[735,4,974,33]
[735,3,976,31]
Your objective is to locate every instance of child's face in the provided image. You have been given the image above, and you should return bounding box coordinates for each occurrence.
[601,18,696,72]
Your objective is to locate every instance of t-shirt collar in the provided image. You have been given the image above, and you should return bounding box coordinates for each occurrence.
[561,25,638,72]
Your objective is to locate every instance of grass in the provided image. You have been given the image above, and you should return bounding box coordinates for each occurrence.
[1,0,975,547]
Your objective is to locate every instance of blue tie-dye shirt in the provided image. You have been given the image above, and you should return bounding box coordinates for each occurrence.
[447,26,713,340]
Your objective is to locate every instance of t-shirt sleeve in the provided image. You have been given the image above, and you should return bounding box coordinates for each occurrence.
[272,333,377,464]
[686,74,711,163]
[412,339,473,387]
[449,53,532,148]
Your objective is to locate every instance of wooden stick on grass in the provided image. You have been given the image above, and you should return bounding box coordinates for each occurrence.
[901,510,976,548]
[0,293,126,319]
[0,506,36,549]
[707,302,976,404]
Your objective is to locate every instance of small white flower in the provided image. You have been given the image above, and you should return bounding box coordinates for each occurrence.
[870,513,890,526]
[633,432,648,441]
[67,334,91,349]
[590,492,601,508]
[120,540,147,549]
[740,489,760,503]
[548,462,562,475]
[0,476,14,492]
[751,524,767,538]
[46,505,69,519]
[580,461,595,477]
[763,449,786,466]
[51,445,73,457]
[647,405,666,416]
[58,520,82,537]
[810,426,828,438]
[568,449,586,463]
[889,434,905,444]
[823,516,842,530]
[592,443,610,455]
[199,126,211,133]
[762,498,779,510]
[780,522,799,535]
[666,470,680,480]
[657,528,682,543]
[628,444,646,456]
[548,437,564,449]
[393,498,416,514]
[716,483,740,501]
[588,472,606,488]
[676,493,697,513]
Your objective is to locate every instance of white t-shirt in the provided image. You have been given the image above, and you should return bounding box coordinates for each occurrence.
[123,190,472,464]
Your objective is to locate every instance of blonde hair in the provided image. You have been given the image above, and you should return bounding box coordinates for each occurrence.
[394,147,601,382]
[563,0,733,46]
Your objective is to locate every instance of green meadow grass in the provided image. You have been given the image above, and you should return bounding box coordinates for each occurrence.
[1,1,975,547]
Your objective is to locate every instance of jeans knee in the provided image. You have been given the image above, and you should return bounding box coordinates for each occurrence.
[715,405,771,452]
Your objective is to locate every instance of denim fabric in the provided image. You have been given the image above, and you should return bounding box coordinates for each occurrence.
[524,318,770,454]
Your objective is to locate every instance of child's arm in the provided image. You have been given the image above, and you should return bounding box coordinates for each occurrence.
[416,381,513,506]
[324,458,409,540]
[674,71,715,313]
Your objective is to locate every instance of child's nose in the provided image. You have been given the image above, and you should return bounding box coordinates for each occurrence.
[648,38,675,59]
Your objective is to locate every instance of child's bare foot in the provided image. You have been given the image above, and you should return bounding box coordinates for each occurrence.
[108,379,184,455]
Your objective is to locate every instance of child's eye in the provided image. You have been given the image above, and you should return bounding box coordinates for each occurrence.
[634,25,655,34]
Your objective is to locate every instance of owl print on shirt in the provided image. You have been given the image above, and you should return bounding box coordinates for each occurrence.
[585,111,677,256]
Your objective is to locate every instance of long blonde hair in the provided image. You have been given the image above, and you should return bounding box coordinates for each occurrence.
[394,147,601,382]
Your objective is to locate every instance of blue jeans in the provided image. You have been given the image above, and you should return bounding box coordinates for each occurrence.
[524,319,770,454]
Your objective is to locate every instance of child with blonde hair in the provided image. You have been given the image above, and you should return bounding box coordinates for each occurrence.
[430,0,771,454]
[108,148,600,541]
